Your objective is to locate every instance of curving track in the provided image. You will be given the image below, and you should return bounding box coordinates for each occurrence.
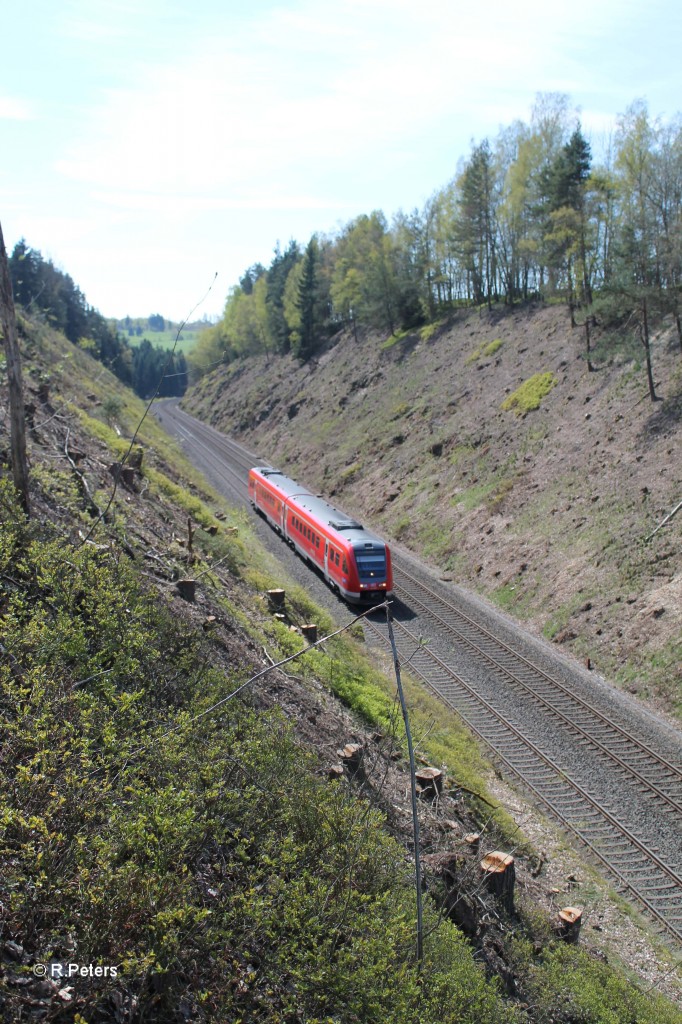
[154,400,682,943]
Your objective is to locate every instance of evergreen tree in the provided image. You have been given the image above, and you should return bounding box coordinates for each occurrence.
[266,241,300,354]
[295,237,319,362]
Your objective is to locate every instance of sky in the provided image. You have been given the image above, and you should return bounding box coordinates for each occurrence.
[1,0,681,323]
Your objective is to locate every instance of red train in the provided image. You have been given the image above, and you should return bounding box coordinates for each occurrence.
[248,466,393,603]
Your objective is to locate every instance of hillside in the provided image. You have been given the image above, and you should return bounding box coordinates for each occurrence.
[2,310,682,1021]
[183,303,682,717]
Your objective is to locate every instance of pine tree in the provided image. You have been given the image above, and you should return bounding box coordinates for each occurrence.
[295,237,319,362]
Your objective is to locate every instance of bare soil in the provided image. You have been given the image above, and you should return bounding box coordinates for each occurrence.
[183,303,682,717]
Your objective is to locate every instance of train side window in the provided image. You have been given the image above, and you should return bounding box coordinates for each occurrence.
[342,557,348,573]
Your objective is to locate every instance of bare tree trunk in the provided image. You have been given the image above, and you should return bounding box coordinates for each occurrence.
[641,296,659,402]
[0,221,30,513]
[585,315,594,372]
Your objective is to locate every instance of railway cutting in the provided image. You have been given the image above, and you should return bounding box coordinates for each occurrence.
[154,400,682,944]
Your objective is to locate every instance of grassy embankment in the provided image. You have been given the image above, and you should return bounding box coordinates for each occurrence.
[2,314,681,1021]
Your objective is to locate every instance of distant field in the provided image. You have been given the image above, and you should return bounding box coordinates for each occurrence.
[121,325,203,356]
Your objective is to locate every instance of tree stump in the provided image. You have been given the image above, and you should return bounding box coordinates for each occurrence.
[423,852,478,937]
[328,764,345,781]
[464,832,481,852]
[267,589,286,610]
[557,906,583,944]
[301,623,318,644]
[175,579,196,602]
[109,462,136,489]
[337,743,365,780]
[481,852,515,913]
[128,445,144,470]
[415,766,444,801]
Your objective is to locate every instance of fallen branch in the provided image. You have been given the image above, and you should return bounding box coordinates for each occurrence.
[645,498,682,542]
[63,429,104,520]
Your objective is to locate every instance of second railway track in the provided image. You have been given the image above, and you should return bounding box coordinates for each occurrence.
[155,401,682,944]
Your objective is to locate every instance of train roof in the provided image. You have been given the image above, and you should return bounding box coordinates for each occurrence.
[251,466,384,547]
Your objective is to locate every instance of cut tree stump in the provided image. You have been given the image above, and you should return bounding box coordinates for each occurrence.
[301,623,318,644]
[175,579,196,602]
[480,851,515,913]
[267,589,286,610]
[128,446,144,470]
[415,766,444,800]
[337,743,365,780]
[423,851,478,937]
[464,832,481,852]
[557,906,583,943]
[109,462,136,489]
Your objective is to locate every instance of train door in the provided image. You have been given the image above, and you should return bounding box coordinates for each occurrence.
[324,540,329,578]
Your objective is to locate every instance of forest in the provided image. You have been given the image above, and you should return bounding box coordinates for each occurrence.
[8,243,188,399]
[191,96,682,399]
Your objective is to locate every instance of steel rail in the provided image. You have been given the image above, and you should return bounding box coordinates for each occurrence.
[364,614,682,941]
[393,567,682,812]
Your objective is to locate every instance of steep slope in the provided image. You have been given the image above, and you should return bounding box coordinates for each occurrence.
[183,304,682,715]
[3,309,682,1019]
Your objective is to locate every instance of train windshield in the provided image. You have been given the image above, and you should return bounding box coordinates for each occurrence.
[355,549,387,580]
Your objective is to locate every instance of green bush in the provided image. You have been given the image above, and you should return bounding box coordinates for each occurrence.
[0,480,515,1022]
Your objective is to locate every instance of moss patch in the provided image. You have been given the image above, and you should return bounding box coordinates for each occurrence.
[502,372,557,415]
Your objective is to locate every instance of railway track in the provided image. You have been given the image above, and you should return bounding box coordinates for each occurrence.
[155,403,259,493]
[364,613,682,942]
[393,565,682,812]
[155,401,682,943]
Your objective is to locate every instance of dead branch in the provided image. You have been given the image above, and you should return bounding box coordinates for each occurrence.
[645,499,682,542]
[63,430,104,520]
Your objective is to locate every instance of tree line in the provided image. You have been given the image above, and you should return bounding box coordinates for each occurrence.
[8,242,188,398]
[191,95,682,395]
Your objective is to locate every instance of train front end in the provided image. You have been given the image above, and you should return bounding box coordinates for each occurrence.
[350,538,393,602]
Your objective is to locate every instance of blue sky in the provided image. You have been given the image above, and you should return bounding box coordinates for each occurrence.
[1,0,680,322]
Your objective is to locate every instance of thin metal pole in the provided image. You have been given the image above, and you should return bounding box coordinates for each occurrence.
[385,602,423,965]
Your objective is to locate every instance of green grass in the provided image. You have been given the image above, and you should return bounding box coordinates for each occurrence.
[466,338,504,364]
[0,474,522,1024]
[419,318,447,342]
[380,327,412,350]
[124,326,200,356]
[501,372,558,415]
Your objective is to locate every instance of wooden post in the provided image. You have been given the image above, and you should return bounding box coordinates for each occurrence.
[0,221,30,513]
[557,907,583,943]
[480,851,515,913]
